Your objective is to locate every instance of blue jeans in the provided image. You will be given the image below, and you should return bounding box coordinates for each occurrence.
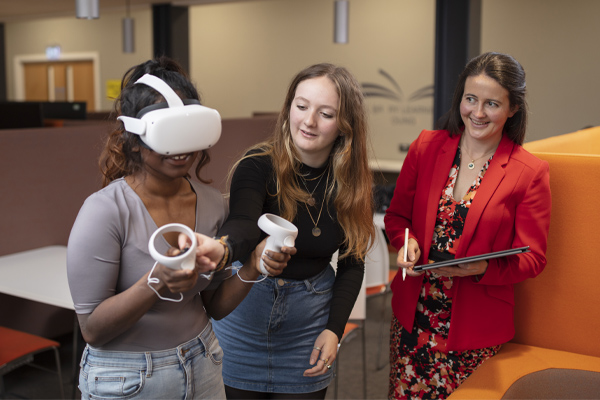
[212,265,335,394]
[78,322,225,399]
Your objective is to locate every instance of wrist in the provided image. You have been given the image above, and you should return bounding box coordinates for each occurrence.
[213,235,230,272]
[146,264,183,302]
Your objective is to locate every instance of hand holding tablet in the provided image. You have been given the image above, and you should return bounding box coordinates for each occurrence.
[413,246,530,272]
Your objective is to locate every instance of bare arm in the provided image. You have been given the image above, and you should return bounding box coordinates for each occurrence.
[202,238,295,320]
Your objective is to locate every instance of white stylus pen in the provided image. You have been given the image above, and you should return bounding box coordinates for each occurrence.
[403,228,409,281]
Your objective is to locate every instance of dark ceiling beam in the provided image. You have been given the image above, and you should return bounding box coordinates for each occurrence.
[152,4,190,74]
[433,0,481,127]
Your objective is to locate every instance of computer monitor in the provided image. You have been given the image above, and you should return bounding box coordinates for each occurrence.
[41,101,87,120]
[0,102,44,129]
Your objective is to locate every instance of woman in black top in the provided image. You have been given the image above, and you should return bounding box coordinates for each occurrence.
[212,63,375,399]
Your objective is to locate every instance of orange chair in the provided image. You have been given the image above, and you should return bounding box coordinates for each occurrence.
[0,326,64,399]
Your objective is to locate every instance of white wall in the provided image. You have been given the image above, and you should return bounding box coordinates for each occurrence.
[5,0,600,164]
[189,0,436,166]
[480,0,600,142]
[5,8,153,112]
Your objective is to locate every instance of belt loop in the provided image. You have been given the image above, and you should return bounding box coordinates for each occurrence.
[79,344,89,368]
[145,352,153,378]
[198,329,211,358]
[198,335,207,358]
[304,278,312,291]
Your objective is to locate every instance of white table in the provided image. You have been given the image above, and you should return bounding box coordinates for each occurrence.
[0,245,73,310]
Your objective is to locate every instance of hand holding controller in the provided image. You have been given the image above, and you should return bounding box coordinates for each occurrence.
[257,213,298,275]
[148,223,197,270]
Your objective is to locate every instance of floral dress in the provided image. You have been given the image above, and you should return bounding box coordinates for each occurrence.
[389,147,501,399]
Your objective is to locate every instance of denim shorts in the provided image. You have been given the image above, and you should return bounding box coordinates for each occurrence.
[78,322,225,400]
[212,265,336,394]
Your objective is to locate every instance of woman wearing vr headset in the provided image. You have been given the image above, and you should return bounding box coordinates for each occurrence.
[211,63,376,399]
[67,57,294,400]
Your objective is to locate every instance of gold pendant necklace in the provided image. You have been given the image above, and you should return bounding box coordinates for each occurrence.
[299,165,328,207]
[462,145,495,170]
[308,200,325,237]
[302,167,330,237]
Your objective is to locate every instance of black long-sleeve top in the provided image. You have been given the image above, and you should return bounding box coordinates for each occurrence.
[216,151,365,340]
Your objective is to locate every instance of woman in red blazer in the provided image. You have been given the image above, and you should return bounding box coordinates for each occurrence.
[384,52,551,399]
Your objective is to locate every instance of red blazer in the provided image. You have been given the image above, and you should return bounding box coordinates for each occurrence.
[384,130,551,352]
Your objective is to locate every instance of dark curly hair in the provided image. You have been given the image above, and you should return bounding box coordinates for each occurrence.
[99,56,211,187]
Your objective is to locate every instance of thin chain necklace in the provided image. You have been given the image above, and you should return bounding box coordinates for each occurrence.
[303,167,327,181]
[461,143,496,170]
[298,165,328,206]
[302,166,330,237]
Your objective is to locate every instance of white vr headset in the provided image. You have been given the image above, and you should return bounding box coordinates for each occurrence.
[117,73,221,155]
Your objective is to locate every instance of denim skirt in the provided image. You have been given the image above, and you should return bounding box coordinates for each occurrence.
[212,265,336,394]
[78,322,226,400]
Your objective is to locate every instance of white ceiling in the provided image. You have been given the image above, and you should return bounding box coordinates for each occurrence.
[0,0,254,23]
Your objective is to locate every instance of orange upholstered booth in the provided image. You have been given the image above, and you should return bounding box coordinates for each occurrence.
[448,126,600,399]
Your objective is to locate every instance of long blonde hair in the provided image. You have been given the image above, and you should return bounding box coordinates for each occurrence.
[231,63,375,261]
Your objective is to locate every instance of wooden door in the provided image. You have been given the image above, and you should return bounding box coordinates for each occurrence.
[23,61,95,111]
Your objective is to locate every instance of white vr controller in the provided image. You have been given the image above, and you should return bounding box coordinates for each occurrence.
[257,213,298,275]
[148,223,197,270]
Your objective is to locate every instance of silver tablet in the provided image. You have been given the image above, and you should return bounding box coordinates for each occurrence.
[413,246,530,271]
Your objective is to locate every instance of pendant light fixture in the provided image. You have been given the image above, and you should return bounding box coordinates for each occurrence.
[76,0,99,19]
[334,0,349,44]
[123,0,135,53]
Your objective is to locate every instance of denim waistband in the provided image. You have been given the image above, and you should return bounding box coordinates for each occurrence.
[80,321,215,377]
[260,264,333,289]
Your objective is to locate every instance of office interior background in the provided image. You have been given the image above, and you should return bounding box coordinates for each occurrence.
[2,0,599,167]
[1,2,600,398]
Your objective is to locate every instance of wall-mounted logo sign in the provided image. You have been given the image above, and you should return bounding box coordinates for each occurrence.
[361,69,434,126]
[361,69,434,160]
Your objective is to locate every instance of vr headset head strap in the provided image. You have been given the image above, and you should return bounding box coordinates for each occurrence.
[135,73,184,108]
[119,73,186,135]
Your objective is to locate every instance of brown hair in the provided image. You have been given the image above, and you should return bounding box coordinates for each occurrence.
[99,56,211,187]
[438,52,528,145]
[233,63,375,261]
